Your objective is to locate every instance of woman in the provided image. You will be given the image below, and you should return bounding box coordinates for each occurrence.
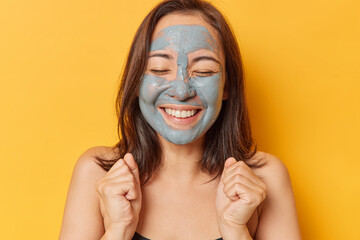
[59,0,301,239]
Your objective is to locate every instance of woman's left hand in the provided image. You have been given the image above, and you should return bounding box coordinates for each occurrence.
[216,157,267,234]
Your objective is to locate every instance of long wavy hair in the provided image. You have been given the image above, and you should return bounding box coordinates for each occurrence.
[95,0,258,184]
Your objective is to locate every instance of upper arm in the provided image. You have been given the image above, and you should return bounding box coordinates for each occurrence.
[59,146,110,240]
[254,153,302,240]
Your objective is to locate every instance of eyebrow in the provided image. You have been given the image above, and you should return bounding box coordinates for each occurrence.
[190,56,220,64]
[148,53,173,59]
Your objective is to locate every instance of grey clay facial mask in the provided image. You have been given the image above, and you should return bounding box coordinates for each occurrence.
[139,25,225,145]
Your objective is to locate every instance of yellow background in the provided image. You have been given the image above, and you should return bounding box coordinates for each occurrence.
[1,0,359,239]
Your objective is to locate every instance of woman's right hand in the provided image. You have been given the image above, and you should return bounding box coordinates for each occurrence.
[95,153,142,239]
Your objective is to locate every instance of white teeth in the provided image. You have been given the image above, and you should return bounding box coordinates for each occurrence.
[164,108,198,118]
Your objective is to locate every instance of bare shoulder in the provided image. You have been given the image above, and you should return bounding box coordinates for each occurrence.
[248,151,291,185]
[248,151,301,239]
[74,145,118,177]
[69,145,119,196]
[59,146,119,240]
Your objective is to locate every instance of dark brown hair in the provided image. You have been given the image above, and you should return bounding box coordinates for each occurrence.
[95,0,257,184]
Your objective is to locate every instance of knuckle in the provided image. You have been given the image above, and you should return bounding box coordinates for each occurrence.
[128,180,136,189]
[112,159,125,170]
[95,180,104,194]
[234,182,243,191]
[245,198,254,204]
[234,167,243,175]
[256,191,264,203]
[117,160,127,170]
[102,184,114,195]
[238,161,247,168]
[223,184,230,194]
[250,194,262,205]
[235,164,246,173]
[234,173,243,182]
[261,188,267,200]
[262,183,268,193]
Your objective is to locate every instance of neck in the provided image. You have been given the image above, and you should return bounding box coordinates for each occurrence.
[156,134,208,185]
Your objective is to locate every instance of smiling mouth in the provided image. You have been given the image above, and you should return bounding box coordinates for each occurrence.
[158,104,203,129]
[163,108,200,118]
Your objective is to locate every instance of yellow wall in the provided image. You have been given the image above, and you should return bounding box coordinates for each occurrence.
[1,0,359,239]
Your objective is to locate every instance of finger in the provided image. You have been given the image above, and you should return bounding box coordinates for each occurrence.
[222,173,266,200]
[104,167,136,183]
[223,161,265,188]
[223,158,242,176]
[106,156,137,179]
[224,157,237,169]
[223,181,250,202]
[105,159,135,181]
[220,157,237,181]
[223,181,262,204]
[124,153,141,185]
[107,158,127,174]
[226,160,249,173]
[100,181,138,201]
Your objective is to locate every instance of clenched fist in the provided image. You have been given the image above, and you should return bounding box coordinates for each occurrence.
[95,153,142,239]
[216,157,267,237]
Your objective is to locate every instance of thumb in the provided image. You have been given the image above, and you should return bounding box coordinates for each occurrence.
[224,157,237,169]
[124,153,141,185]
[220,157,237,181]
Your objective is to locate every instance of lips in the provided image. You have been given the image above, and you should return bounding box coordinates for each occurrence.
[158,104,203,129]
[164,108,199,118]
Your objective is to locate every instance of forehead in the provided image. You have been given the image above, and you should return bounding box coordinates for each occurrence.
[151,13,222,53]
[150,25,218,52]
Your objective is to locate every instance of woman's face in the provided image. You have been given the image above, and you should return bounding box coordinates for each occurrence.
[139,13,226,145]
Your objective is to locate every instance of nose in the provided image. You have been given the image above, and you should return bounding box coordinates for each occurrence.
[168,66,196,101]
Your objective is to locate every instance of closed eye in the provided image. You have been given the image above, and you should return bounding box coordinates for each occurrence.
[192,70,217,77]
[150,69,171,75]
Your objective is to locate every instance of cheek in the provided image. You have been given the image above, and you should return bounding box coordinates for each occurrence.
[139,74,170,104]
[192,73,224,106]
